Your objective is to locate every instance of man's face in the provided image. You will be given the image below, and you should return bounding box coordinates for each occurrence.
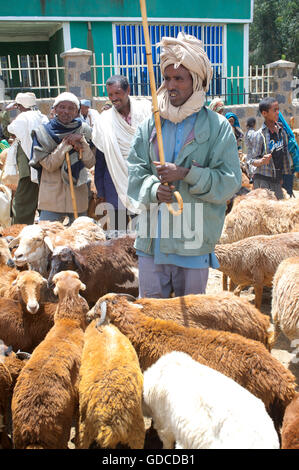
[80,104,89,118]
[262,101,279,123]
[163,64,193,107]
[106,83,130,114]
[54,101,78,124]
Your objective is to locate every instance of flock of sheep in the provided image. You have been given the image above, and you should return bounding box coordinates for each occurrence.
[0,182,298,450]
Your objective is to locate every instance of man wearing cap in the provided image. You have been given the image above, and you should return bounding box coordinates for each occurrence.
[30,92,95,223]
[80,99,99,128]
[127,33,242,298]
[6,92,48,224]
[92,75,151,230]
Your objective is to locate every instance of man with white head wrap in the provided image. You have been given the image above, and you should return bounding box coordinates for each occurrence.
[127,33,242,298]
[6,92,48,224]
[30,92,95,223]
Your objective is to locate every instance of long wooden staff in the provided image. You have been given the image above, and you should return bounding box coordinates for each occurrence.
[65,151,78,219]
[139,0,183,216]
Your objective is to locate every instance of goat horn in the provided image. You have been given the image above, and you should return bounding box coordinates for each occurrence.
[96,301,107,328]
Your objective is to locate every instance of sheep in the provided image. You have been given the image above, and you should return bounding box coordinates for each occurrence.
[6,270,57,311]
[78,319,145,449]
[88,293,297,431]
[47,235,138,306]
[220,195,299,245]
[119,291,274,349]
[10,218,105,277]
[0,235,20,297]
[142,351,279,449]
[281,392,299,449]
[0,271,57,353]
[11,270,89,449]
[0,346,29,449]
[0,184,12,228]
[214,232,299,310]
[9,221,66,275]
[271,257,299,344]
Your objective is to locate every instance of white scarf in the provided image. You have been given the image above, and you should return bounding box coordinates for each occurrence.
[92,97,152,209]
[157,32,213,124]
[7,110,49,183]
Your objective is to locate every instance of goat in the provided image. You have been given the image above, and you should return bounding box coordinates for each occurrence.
[120,291,274,349]
[47,235,138,306]
[215,232,299,309]
[78,319,145,449]
[88,293,297,431]
[142,351,279,449]
[281,392,299,449]
[271,257,299,344]
[11,271,89,449]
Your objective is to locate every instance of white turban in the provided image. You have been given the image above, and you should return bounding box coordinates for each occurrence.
[157,32,213,123]
[53,92,80,110]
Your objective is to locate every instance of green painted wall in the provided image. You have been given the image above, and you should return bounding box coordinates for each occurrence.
[226,23,245,104]
[2,0,251,20]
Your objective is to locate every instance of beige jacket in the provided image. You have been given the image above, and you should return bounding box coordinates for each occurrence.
[38,138,95,213]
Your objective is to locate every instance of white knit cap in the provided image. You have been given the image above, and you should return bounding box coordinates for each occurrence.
[15,92,37,108]
[53,92,80,110]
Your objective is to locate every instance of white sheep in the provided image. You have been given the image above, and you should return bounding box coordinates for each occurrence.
[142,351,280,449]
[271,257,299,344]
[0,184,12,228]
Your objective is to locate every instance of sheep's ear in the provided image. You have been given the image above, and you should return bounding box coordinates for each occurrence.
[8,236,20,248]
[44,236,54,252]
[79,281,86,291]
[73,253,84,273]
[12,279,17,286]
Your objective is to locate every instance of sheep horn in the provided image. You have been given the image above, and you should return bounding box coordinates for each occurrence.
[95,301,107,328]
[113,293,137,302]
[44,236,54,252]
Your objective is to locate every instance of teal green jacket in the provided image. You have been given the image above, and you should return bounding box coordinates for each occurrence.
[127,106,242,256]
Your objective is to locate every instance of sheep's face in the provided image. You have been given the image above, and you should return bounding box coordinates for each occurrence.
[47,248,83,288]
[12,271,47,314]
[11,226,48,267]
[52,270,86,299]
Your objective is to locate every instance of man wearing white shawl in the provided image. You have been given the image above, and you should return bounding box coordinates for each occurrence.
[92,75,151,229]
[7,92,48,224]
[127,33,242,298]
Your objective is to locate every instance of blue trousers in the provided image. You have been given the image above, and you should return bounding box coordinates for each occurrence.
[39,210,87,225]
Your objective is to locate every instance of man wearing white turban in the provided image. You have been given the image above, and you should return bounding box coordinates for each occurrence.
[127,33,242,298]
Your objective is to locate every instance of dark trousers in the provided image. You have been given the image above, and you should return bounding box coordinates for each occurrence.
[12,176,39,225]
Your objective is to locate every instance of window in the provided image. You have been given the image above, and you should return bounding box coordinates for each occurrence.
[114,23,224,96]
[19,55,48,88]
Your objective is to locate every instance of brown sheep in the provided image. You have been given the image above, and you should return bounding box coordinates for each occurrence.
[0,347,28,449]
[78,320,145,449]
[214,232,299,309]
[11,271,89,449]
[121,291,274,349]
[88,294,297,431]
[281,392,299,449]
[271,257,299,344]
[47,235,138,306]
[0,271,58,353]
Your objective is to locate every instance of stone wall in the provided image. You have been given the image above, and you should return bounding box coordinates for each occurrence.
[1,51,299,137]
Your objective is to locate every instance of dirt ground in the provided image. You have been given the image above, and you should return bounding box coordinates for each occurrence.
[206,267,299,385]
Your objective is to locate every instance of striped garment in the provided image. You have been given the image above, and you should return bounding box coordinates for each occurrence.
[249,122,292,180]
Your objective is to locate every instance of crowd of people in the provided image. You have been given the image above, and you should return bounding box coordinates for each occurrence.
[0,32,298,299]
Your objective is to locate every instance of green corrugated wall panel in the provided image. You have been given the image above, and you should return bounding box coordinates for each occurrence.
[1,1,251,20]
